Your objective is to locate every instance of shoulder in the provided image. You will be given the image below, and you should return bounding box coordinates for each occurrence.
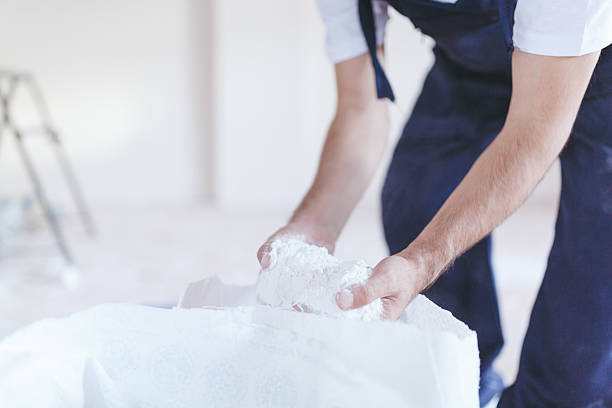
[514,0,612,56]
[316,0,389,63]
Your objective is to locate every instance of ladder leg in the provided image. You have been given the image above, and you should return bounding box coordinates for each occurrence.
[13,128,75,266]
[24,77,96,236]
[49,131,96,236]
[0,124,4,159]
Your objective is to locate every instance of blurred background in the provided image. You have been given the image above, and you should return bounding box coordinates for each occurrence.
[0,0,560,384]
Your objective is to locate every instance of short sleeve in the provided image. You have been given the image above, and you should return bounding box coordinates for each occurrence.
[315,0,389,63]
[513,0,612,56]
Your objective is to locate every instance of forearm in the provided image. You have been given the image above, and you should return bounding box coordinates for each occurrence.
[399,50,599,286]
[291,101,389,242]
[401,124,560,284]
[289,49,389,243]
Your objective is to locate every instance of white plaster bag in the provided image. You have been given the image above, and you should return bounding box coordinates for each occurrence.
[0,277,480,408]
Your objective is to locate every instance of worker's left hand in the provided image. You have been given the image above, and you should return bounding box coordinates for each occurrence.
[335,254,429,320]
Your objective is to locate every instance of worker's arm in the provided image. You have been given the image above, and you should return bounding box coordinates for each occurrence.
[338,49,600,319]
[257,48,389,266]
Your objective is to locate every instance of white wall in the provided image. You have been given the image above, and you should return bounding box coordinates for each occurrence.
[212,0,331,208]
[0,0,211,210]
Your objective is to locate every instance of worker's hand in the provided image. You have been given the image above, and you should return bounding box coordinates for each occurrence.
[257,222,335,269]
[336,254,428,320]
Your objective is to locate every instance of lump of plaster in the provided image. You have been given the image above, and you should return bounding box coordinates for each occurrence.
[256,238,384,321]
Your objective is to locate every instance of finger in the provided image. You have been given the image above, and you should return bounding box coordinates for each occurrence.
[257,242,272,269]
[382,285,420,321]
[337,271,392,310]
[292,304,312,313]
[380,297,404,321]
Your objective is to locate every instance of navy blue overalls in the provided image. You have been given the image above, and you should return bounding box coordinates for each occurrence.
[358,0,612,406]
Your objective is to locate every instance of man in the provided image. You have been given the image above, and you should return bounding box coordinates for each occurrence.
[257,0,612,406]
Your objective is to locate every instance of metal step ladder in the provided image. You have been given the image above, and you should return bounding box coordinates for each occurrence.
[0,69,95,269]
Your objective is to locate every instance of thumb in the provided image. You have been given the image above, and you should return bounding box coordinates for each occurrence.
[336,273,389,310]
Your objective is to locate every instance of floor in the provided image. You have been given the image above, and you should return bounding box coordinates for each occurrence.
[0,196,557,386]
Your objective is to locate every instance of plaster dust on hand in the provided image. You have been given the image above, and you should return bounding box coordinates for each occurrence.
[256,238,384,321]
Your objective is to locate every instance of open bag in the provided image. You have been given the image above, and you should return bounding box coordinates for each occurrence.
[0,276,480,407]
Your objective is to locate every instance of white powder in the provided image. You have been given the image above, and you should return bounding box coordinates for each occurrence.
[256,238,383,321]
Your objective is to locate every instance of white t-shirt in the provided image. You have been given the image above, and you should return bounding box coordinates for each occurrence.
[316,0,612,63]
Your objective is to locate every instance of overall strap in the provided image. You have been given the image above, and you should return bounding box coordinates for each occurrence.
[358,0,395,101]
[497,0,518,53]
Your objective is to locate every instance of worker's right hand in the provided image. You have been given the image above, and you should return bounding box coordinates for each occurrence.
[257,222,335,269]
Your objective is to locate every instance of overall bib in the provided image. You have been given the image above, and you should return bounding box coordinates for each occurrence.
[358,0,612,406]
